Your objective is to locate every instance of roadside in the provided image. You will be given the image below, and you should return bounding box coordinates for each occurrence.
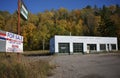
[1,51,120,78]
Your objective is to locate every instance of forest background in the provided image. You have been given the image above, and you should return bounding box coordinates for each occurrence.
[0,5,120,50]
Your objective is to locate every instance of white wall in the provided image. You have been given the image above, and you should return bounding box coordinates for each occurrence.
[53,35,118,53]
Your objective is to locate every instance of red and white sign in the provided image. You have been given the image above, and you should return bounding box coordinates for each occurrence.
[0,30,23,53]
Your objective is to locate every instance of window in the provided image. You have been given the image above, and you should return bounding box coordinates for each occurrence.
[87,44,97,50]
[100,44,106,51]
[111,44,116,50]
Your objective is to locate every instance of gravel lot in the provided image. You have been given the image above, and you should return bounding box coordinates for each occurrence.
[48,53,120,78]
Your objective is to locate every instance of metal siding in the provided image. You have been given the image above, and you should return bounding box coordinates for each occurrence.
[50,37,55,53]
[0,40,6,52]
[0,30,6,52]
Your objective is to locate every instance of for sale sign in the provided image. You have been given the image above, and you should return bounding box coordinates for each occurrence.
[0,30,23,53]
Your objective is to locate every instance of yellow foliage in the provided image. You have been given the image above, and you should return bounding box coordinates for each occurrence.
[22,23,36,43]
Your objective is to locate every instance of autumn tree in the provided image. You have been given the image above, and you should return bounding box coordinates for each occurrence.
[0,11,10,30]
[4,12,18,33]
[21,23,36,50]
[81,6,97,36]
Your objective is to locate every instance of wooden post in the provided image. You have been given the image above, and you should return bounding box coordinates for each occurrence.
[43,39,45,51]
[18,0,20,35]
[17,0,21,62]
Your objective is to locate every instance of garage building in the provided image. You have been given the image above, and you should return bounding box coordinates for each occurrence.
[50,35,118,54]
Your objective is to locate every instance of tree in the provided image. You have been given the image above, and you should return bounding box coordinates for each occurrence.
[4,13,18,33]
[21,23,36,50]
[72,19,83,36]
[0,11,10,30]
[39,25,50,50]
[0,15,5,30]
[81,7,96,36]
[97,5,116,37]
[97,18,116,37]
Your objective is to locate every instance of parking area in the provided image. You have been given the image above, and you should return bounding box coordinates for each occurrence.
[49,53,120,78]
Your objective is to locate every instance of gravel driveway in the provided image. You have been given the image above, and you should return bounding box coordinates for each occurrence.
[48,53,120,78]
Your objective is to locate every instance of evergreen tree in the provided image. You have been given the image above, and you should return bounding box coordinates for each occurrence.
[98,5,116,37]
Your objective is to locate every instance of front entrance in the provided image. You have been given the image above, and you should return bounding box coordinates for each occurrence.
[59,43,70,53]
[73,43,83,53]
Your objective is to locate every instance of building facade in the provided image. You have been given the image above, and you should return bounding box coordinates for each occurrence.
[50,35,118,54]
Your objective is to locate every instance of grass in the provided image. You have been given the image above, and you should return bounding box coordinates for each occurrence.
[0,52,54,78]
[0,53,26,78]
[23,50,51,56]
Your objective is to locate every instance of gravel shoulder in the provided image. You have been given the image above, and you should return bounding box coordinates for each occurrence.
[48,53,120,78]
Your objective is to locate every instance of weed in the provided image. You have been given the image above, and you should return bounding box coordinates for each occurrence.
[0,53,52,78]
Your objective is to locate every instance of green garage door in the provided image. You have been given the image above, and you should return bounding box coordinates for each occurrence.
[59,43,70,53]
[73,43,83,53]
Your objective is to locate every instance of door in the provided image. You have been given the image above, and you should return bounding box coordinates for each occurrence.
[87,44,97,52]
[59,43,70,53]
[73,43,83,53]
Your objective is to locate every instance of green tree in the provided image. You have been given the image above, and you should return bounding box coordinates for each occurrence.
[39,25,50,50]
[97,5,116,37]
[98,18,116,37]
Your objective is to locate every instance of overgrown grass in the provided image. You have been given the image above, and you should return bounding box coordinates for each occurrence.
[0,53,53,78]
[23,50,51,56]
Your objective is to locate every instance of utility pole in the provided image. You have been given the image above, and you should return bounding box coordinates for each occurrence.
[18,0,20,35]
[17,0,21,62]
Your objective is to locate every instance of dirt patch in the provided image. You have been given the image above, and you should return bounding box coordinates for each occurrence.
[48,53,120,78]
[81,74,104,78]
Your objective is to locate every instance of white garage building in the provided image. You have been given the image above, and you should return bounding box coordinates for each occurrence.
[50,35,118,54]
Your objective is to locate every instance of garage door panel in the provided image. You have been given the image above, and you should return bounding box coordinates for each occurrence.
[73,43,83,53]
[59,43,70,53]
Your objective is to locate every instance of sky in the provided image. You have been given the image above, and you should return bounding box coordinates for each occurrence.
[0,0,120,14]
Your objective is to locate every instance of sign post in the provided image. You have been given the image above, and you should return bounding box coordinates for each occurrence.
[17,0,21,62]
[17,0,28,62]
[18,0,20,35]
